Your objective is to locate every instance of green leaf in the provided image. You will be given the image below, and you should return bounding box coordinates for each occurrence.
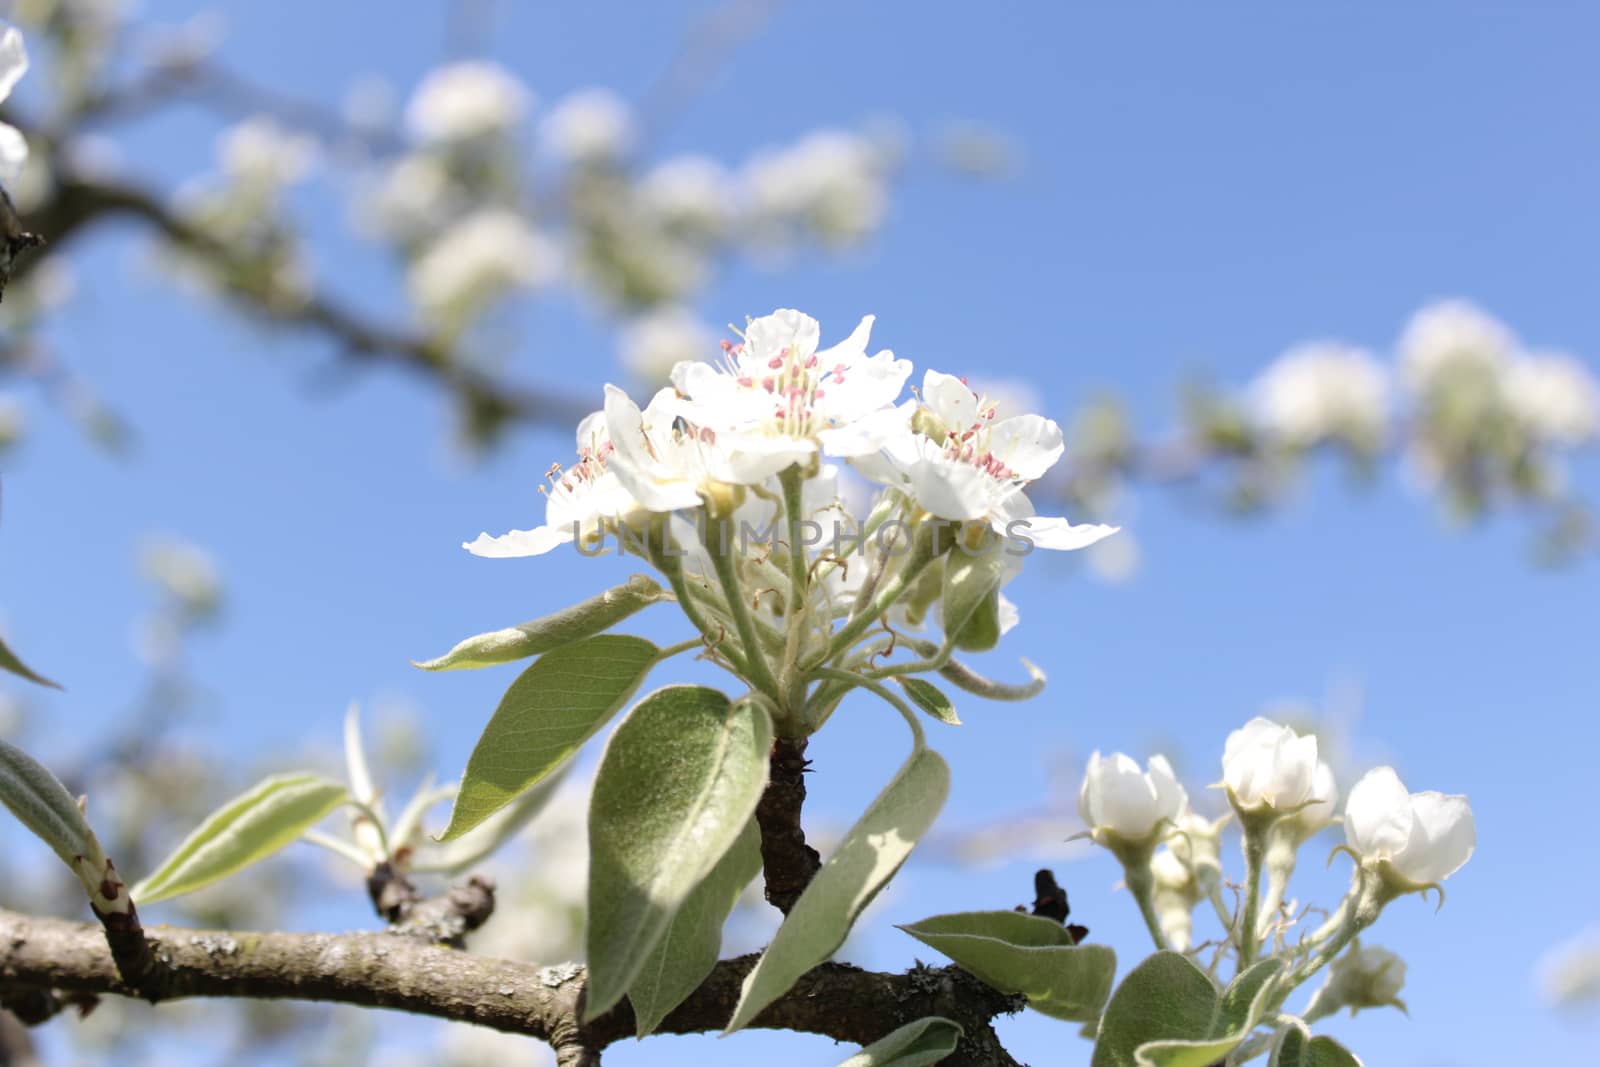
[584,687,772,1019]
[412,576,668,671]
[727,746,950,1033]
[1090,952,1218,1067]
[132,773,347,904]
[1128,959,1286,1067]
[1271,1021,1365,1067]
[440,634,658,841]
[837,1016,964,1067]
[414,762,571,875]
[941,549,1006,652]
[898,910,1116,1022]
[1216,958,1284,1034]
[0,633,59,689]
[628,816,761,1036]
[0,738,98,875]
[896,678,961,726]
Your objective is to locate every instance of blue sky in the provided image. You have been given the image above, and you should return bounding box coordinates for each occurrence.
[3,1,1598,1063]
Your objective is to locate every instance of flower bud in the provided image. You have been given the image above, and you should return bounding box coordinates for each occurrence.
[1310,941,1408,1017]
[1222,717,1320,814]
[1150,847,1198,951]
[1078,752,1187,845]
[1167,809,1228,894]
[1343,766,1475,890]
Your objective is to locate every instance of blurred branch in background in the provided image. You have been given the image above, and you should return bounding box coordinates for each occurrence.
[0,2,1590,564]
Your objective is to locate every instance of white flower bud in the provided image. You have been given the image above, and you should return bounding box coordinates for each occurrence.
[1167,809,1227,892]
[1344,766,1475,887]
[1077,752,1186,843]
[1222,717,1319,814]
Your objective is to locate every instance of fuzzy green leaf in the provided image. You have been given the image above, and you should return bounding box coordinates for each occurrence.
[584,687,771,1019]
[132,774,347,904]
[1090,952,1219,1067]
[837,1016,964,1067]
[1271,1020,1365,1067]
[1127,958,1285,1067]
[0,738,97,875]
[941,549,1007,652]
[413,576,668,671]
[727,746,950,1033]
[628,816,761,1036]
[440,634,658,841]
[898,910,1116,1022]
[896,677,961,726]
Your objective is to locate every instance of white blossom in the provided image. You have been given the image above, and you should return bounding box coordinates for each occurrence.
[464,411,635,558]
[540,88,634,165]
[742,130,888,246]
[1250,342,1389,445]
[639,155,735,235]
[406,61,530,144]
[1343,766,1475,885]
[1077,751,1186,841]
[363,155,458,240]
[1221,717,1321,813]
[1504,352,1600,445]
[407,209,557,320]
[620,306,715,382]
[1398,299,1515,393]
[0,26,30,183]
[668,308,913,470]
[1539,927,1600,1008]
[870,370,1117,552]
[602,384,804,512]
[218,116,316,191]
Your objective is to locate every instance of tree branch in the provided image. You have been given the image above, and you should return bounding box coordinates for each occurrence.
[0,907,1025,1065]
[17,167,592,434]
[754,735,821,914]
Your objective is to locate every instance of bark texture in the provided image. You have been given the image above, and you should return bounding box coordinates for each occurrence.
[0,908,1026,1065]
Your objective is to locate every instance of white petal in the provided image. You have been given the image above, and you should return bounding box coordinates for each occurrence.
[1395,791,1475,884]
[1147,754,1188,822]
[0,123,26,185]
[996,593,1020,635]
[986,414,1065,480]
[463,525,571,558]
[0,29,28,105]
[908,453,991,521]
[815,313,874,362]
[1078,751,1107,828]
[817,404,910,457]
[1004,509,1120,552]
[745,308,820,362]
[1344,767,1415,858]
[922,369,978,429]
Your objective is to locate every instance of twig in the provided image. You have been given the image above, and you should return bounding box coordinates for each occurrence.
[753,736,821,915]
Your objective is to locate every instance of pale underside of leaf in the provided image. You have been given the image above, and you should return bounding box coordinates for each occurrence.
[584,687,772,1019]
[132,773,348,904]
[628,815,761,1036]
[836,1015,964,1067]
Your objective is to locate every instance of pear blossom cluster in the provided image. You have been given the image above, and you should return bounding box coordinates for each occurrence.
[359,60,899,339]
[1077,715,1474,1014]
[466,309,1116,653]
[1248,299,1600,455]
